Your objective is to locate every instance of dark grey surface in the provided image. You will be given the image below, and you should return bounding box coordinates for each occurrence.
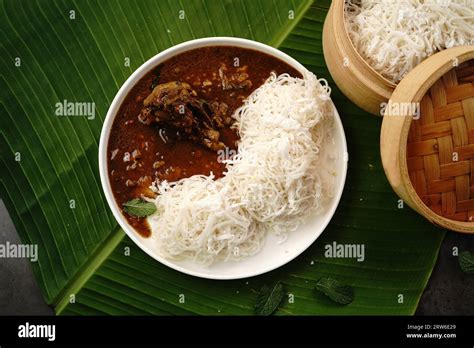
[0,198,473,315]
[0,199,54,315]
[416,231,474,315]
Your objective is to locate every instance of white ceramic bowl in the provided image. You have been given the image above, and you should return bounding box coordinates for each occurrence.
[99,37,348,279]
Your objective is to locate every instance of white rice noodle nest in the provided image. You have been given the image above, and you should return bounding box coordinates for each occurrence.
[147,72,336,265]
[345,0,474,83]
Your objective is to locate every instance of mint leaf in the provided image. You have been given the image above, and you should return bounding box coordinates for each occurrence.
[255,281,285,316]
[315,277,354,305]
[459,251,474,274]
[123,199,157,218]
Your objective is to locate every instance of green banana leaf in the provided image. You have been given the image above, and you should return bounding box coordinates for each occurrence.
[0,0,445,315]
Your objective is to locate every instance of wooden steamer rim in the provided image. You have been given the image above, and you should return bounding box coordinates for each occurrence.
[381,46,474,233]
[323,0,396,115]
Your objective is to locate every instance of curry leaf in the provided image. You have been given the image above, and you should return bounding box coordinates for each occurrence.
[315,278,354,305]
[123,199,157,218]
[255,281,285,316]
[459,251,474,274]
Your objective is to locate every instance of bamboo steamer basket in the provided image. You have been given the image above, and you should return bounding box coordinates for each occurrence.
[381,46,474,233]
[322,0,396,115]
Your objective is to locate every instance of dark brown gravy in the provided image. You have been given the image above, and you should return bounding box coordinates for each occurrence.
[107,46,301,237]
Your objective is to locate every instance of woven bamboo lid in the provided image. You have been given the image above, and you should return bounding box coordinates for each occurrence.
[381,46,474,233]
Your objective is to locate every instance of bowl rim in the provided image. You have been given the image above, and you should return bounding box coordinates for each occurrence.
[98,36,348,279]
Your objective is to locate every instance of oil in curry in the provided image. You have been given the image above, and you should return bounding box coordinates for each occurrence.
[107,46,300,237]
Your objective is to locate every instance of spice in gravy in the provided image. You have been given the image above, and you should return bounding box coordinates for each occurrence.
[107,46,301,237]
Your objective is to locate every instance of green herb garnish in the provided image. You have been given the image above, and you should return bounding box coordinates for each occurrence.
[255,281,285,316]
[315,277,354,305]
[122,199,157,218]
[459,251,474,274]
